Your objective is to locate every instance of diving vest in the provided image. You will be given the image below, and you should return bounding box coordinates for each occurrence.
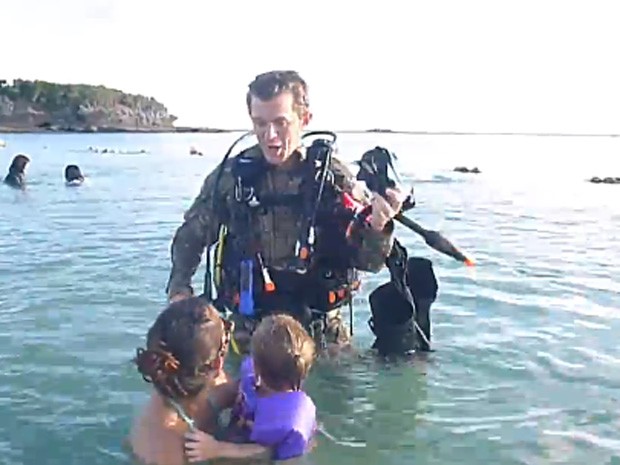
[205,138,361,322]
[202,134,439,355]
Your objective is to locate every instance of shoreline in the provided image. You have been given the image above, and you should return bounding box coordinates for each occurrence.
[0,126,235,134]
[1,126,619,138]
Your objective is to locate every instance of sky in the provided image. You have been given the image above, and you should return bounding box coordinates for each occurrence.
[2,0,619,133]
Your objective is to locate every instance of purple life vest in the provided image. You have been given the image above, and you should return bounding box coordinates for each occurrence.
[228,356,259,438]
[229,356,316,460]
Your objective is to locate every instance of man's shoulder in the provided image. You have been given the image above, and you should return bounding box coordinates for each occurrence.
[328,154,356,191]
[236,143,263,159]
[327,154,372,202]
[329,154,352,173]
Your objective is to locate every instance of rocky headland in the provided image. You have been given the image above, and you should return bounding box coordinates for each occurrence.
[0,79,226,133]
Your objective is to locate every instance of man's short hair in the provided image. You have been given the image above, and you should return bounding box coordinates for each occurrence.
[246,70,309,116]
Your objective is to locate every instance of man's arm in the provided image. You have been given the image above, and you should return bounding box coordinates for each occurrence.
[329,157,396,273]
[165,163,232,300]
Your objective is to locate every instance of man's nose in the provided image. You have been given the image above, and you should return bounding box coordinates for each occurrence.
[265,123,278,140]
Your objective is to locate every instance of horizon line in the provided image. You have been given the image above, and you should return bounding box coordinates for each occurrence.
[196,128,620,138]
[1,126,619,138]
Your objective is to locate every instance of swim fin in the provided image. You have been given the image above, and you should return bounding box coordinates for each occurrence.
[407,256,438,351]
[369,281,418,356]
[368,256,438,356]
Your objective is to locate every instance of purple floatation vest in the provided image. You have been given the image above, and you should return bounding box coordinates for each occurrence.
[230,356,316,460]
[228,356,259,437]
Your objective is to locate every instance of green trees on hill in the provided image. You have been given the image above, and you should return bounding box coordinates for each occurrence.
[0,78,176,130]
[0,79,166,114]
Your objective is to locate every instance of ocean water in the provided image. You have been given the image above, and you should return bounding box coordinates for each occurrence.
[1,131,619,465]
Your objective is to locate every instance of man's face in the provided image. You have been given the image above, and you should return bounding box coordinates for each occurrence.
[249,91,311,166]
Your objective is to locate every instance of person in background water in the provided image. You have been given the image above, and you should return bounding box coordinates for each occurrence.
[64,164,85,186]
[185,313,317,462]
[165,70,407,355]
[3,154,30,189]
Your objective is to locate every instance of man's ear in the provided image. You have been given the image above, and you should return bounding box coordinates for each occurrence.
[301,110,313,127]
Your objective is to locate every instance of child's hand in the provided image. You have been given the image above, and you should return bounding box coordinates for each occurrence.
[184,429,220,462]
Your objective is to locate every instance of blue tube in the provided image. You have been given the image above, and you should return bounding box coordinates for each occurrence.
[239,259,255,316]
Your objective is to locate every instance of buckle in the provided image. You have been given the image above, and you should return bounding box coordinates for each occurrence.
[234,177,243,202]
[234,177,258,205]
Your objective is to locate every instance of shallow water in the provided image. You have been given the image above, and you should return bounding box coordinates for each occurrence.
[1,132,619,465]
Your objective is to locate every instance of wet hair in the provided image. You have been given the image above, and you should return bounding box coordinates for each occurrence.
[134,298,231,401]
[246,70,309,116]
[64,164,84,182]
[7,154,30,175]
[251,314,316,392]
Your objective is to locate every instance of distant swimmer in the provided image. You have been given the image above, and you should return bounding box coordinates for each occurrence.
[453,166,481,174]
[189,146,203,156]
[86,146,148,154]
[64,164,85,186]
[3,154,30,189]
[589,176,620,185]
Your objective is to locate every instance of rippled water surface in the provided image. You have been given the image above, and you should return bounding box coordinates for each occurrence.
[1,132,619,465]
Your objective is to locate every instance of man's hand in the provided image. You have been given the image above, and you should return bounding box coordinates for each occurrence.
[369,187,406,232]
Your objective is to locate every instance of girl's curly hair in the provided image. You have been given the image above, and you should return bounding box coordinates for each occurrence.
[134,298,230,400]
